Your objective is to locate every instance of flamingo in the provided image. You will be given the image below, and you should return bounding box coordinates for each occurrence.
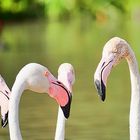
[94,37,140,140]
[55,63,75,140]
[0,63,74,140]
[0,75,11,127]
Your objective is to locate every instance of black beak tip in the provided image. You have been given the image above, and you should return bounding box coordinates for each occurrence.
[1,119,8,128]
[60,94,72,119]
[1,112,8,128]
[94,79,106,102]
[100,93,105,102]
[61,108,69,119]
[60,104,70,119]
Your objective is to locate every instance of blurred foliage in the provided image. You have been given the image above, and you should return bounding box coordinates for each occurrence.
[0,0,138,21]
[0,0,45,20]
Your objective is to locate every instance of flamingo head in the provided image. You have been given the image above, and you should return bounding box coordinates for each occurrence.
[0,75,11,128]
[58,63,75,91]
[57,63,75,118]
[94,37,129,101]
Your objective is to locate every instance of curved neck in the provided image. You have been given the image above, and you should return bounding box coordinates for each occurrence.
[126,47,140,140]
[55,76,72,140]
[9,80,25,140]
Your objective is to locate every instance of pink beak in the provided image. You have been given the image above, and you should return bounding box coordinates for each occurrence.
[52,81,72,119]
[49,81,72,119]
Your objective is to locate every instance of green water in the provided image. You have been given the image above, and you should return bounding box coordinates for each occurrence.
[0,18,140,140]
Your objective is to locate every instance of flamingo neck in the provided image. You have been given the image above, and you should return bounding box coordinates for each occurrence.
[9,80,26,140]
[55,106,66,140]
[55,77,72,140]
[126,48,140,140]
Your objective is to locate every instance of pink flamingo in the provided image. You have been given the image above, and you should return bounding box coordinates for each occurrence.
[94,37,140,140]
[55,63,75,140]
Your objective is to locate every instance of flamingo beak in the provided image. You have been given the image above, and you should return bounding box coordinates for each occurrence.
[1,112,8,128]
[94,57,114,101]
[50,81,72,119]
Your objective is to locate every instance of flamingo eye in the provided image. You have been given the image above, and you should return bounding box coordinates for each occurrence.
[44,71,49,77]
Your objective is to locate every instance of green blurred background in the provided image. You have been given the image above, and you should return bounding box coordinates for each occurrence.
[0,0,140,139]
